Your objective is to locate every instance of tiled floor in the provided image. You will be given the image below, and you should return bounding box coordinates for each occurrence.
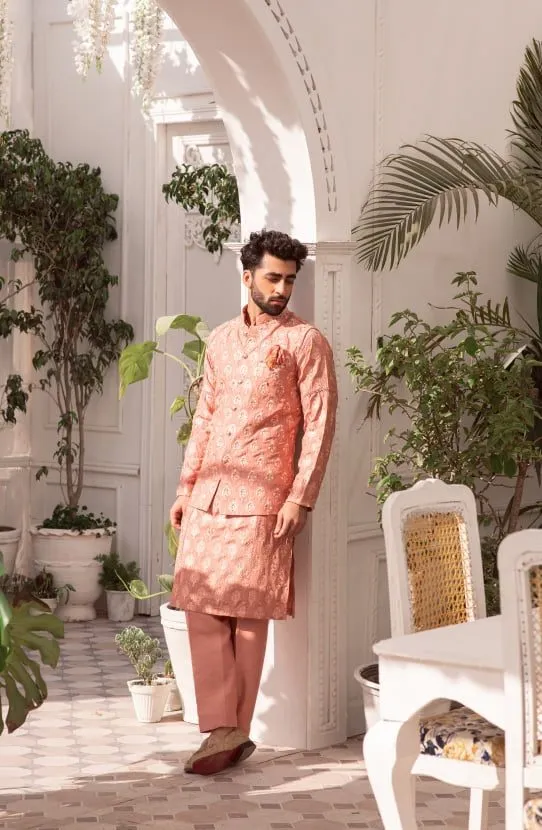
[0,617,506,829]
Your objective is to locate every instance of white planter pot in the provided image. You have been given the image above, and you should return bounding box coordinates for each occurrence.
[164,680,183,714]
[41,597,58,613]
[32,528,113,622]
[0,527,21,575]
[127,678,172,723]
[354,663,380,732]
[106,590,135,622]
[160,603,198,724]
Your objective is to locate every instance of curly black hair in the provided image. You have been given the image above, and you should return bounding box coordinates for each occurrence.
[240,229,308,273]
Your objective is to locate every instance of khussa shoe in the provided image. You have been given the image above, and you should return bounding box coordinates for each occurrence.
[185,727,255,775]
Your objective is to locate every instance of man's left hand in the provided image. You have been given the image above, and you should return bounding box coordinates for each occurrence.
[274,501,308,539]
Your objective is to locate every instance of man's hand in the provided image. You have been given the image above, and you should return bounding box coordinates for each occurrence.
[170,495,189,531]
[274,501,308,539]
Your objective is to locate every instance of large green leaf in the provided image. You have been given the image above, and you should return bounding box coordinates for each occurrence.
[183,339,205,363]
[118,341,158,397]
[354,137,540,271]
[155,314,202,338]
[1,601,64,734]
[510,40,542,175]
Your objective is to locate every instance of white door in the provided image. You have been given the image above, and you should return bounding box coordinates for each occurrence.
[148,120,241,610]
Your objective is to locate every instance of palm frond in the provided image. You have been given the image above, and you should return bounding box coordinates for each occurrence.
[508,243,542,285]
[510,39,542,175]
[354,136,541,272]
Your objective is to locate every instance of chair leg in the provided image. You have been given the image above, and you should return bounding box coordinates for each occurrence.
[468,789,489,830]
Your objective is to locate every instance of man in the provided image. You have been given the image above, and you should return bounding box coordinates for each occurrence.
[170,229,338,776]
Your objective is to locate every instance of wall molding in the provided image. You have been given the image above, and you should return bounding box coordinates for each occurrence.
[31,461,139,478]
[262,0,337,213]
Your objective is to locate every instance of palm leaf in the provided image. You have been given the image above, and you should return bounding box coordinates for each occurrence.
[510,39,542,175]
[354,136,541,271]
[507,243,542,285]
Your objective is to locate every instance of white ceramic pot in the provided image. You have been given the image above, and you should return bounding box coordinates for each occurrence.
[106,590,135,622]
[127,678,172,723]
[164,680,183,714]
[41,597,58,613]
[160,602,198,724]
[32,528,113,622]
[0,527,21,575]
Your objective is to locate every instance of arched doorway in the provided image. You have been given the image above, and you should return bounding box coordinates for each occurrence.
[153,0,352,751]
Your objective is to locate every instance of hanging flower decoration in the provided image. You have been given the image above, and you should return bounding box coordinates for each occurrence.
[0,0,13,125]
[67,0,116,77]
[131,0,165,112]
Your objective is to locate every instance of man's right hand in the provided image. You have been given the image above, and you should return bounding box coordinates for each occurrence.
[170,495,189,531]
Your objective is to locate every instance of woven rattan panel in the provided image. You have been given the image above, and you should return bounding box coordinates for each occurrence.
[403,510,475,632]
[530,567,542,747]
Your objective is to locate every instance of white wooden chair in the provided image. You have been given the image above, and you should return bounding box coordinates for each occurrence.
[381,478,499,830]
[498,530,542,829]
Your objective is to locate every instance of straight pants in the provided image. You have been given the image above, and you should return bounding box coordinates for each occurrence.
[185,610,269,735]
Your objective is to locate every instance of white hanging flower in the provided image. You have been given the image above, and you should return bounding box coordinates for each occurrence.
[131,0,164,112]
[67,0,116,77]
[0,0,13,125]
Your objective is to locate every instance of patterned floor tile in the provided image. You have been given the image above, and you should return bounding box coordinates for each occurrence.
[0,616,507,829]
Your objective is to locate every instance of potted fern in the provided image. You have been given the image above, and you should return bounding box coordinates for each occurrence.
[115,625,173,723]
[96,551,140,622]
[32,567,75,614]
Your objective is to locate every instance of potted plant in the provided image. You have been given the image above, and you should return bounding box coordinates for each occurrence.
[115,625,173,723]
[96,551,140,622]
[0,553,64,734]
[0,368,31,575]
[31,567,75,614]
[348,273,542,724]
[119,522,198,724]
[0,131,134,621]
[119,316,209,724]
[163,657,183,714]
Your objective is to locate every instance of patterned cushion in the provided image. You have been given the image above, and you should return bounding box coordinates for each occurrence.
[419,706,504,765]
[525,798,542,829]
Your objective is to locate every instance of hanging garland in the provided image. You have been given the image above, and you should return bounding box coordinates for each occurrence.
[67,0,116,76]
[68,0,164,112]
[131,0,164,111]
[0,0,13,125]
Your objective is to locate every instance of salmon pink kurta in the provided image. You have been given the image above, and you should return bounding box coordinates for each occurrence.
[171,307,338,620]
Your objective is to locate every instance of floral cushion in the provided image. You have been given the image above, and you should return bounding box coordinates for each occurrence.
[419,706,505,765]
[525,798,542,829]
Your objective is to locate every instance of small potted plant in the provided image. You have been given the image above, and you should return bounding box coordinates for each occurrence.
[115,625,173,723]
[163,658,183,714]
[96,551,140,622]
[32,567,75,614]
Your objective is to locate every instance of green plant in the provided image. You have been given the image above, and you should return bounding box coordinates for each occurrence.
[354,39,542,336]
[164,658,174,678]
[96,551,140,592]
[0,554,64,733]
[119,313,209,446]
[347,273,542,542]
[31,568,75,604]
[0,130,133,523]
[115,625,162,685]
[39,504,116,534]
[163,163,240,255]
[120,522,178,601]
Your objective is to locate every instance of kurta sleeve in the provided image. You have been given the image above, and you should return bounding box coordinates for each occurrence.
[176,341,216,498]
[286,327,338,510]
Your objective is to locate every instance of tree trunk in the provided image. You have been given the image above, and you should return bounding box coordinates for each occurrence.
[507,461,529,535]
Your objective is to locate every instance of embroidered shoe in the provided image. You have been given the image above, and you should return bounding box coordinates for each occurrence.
[185,727,255,775]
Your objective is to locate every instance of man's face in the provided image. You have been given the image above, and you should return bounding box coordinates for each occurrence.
[243,253,297,316]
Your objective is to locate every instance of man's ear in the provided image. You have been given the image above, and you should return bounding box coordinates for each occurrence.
[242,269,252,288]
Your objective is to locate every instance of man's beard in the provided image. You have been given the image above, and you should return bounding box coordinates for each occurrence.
[251,285,289,317]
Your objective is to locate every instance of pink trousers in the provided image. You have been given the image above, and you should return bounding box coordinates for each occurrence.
[185,611,269,735]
